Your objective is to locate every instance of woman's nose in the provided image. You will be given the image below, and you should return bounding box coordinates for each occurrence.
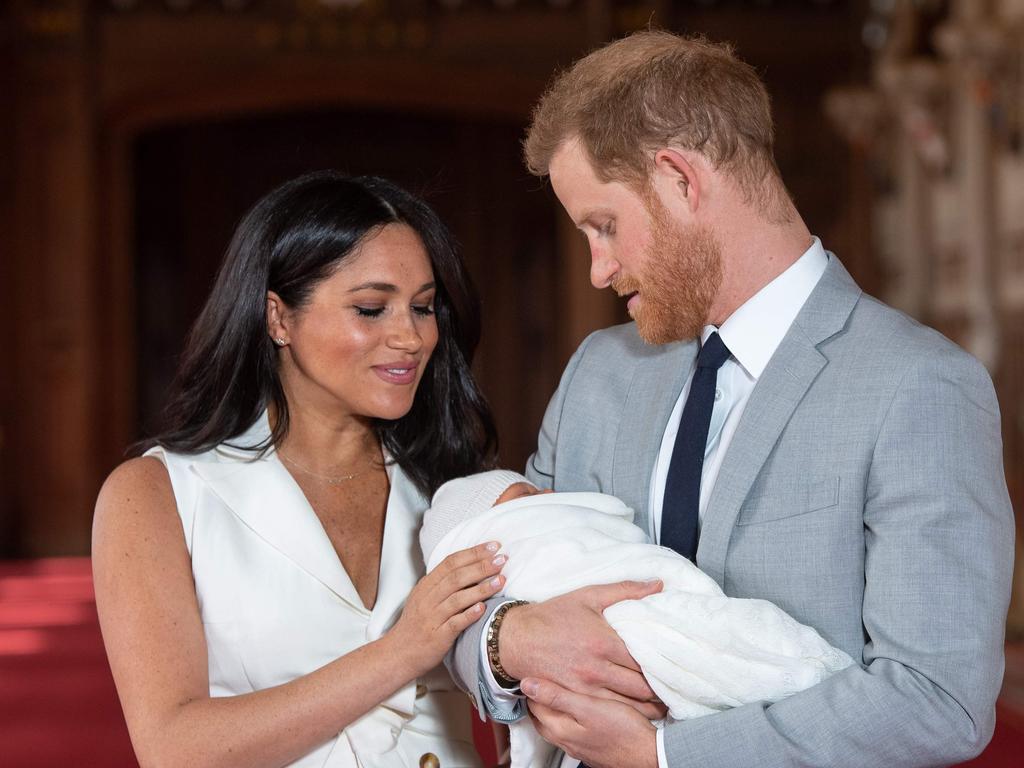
[386,313,423,351]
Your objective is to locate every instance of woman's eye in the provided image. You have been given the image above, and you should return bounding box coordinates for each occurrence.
[355,306,385,318]
[413,304,435,317]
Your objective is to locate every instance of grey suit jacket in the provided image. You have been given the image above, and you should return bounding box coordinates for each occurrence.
[450,257,1014,767]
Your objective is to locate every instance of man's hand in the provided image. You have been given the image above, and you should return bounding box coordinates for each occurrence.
[522,678,658,768]
[500,581,666,719]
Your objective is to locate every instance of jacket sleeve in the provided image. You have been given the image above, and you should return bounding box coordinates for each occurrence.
[444,333,597,719]
[661,350,1015,767]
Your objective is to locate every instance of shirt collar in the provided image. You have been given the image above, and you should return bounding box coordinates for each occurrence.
[702,236,829,380]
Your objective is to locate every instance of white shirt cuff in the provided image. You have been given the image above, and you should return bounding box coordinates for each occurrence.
[479,599,525,705]
[656,726,669,768]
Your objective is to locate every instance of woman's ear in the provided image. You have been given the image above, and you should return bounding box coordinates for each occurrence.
[266,291,289,347]
[653,147,702,214]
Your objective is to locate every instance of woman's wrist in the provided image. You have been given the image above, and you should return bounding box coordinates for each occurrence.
[374,625,429,684]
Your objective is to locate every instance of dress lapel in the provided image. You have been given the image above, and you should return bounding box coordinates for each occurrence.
[613,339,697,535]
[367,463,427,639]
[192,414,367,614]
[697,256,862,587]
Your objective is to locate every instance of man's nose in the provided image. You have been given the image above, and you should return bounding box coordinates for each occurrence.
[590,249,619,290]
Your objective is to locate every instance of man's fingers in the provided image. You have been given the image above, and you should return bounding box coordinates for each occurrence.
[602,638,643,674]
[584,579,663,611]
[593,687,667,720]
[634,699,669,720]
[583,628,644,676]
[522,677,588,718]
[528,699,580,729]
[527,697,584,751]
[528,704,571,753]
[599,660,657,701]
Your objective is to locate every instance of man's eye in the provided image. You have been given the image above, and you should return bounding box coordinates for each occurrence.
[599,221,615,236]
[355,307,385,318]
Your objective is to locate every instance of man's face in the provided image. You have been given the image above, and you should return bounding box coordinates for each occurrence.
[548,140,722,344]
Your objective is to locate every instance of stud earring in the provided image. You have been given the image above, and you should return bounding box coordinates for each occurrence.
[274,337,286,347]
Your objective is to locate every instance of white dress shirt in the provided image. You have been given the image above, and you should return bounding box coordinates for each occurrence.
[483,238,829,768]
[649,238,827,768]
[648,237,830,541]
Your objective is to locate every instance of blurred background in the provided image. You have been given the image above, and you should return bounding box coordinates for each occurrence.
[1,0,1022,765]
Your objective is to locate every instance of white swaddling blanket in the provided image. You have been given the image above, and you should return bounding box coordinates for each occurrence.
[425,491,855,768]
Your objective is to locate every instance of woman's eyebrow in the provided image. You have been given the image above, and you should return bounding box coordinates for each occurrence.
[347,281,435,293]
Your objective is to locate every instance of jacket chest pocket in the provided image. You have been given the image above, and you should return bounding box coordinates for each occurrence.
[737,476,840,526]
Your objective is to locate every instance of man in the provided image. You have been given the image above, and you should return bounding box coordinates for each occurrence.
[450,31,1014,768]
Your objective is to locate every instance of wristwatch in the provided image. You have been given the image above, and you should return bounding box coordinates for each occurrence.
[486,600,529,688]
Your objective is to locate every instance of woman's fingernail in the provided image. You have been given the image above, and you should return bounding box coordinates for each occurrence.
[493,554,507,566]
[490,576,503,588]
[521,679,538,697]
[485,541,500,553]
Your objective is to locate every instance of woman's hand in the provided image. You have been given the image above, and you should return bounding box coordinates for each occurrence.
[388,541,507,677]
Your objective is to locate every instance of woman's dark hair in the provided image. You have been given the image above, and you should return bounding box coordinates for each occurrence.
[138,171,497,497]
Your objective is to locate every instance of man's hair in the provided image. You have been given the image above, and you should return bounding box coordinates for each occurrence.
[525,30,787,212]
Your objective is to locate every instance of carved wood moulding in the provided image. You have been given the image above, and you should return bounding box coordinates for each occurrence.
[828,0,1024,365]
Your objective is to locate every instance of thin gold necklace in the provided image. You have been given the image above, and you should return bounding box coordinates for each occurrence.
[278,452,371,485]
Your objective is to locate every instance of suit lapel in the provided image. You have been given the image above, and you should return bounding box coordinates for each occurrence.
[613,339,697,535]
[696,335,827,585]
[697,257,862,587]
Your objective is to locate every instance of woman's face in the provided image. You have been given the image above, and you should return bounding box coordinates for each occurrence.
[270,223,440,423]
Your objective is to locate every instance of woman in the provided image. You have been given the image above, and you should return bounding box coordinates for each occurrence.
[92,172,504,768]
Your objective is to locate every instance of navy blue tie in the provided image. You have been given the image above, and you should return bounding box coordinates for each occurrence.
[660,332,732,561]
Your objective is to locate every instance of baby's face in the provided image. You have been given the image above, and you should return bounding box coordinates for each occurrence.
[493,482,551,506]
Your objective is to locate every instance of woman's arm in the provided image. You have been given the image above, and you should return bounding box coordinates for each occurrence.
[93,457,503,768]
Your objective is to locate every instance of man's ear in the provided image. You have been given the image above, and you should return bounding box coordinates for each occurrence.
[266,290,290,347]
[652,147,702,214]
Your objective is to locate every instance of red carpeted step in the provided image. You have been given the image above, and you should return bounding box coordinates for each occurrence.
[0,558,137,767]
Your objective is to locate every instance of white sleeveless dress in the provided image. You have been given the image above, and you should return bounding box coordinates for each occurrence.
[146,414,481,768]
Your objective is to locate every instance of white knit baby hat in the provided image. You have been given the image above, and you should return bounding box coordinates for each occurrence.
[420,470,532,566]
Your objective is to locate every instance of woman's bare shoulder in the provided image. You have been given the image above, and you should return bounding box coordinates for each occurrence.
[93,456,180,545]
[97,455,173,509]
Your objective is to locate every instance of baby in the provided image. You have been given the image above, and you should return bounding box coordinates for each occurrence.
[422,470,854,768]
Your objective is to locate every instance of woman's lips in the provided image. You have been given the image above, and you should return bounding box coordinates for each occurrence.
[373,364,418,385]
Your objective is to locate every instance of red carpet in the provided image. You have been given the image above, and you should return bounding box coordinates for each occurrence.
[0,558,1018,767]
[0,558,136,767]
